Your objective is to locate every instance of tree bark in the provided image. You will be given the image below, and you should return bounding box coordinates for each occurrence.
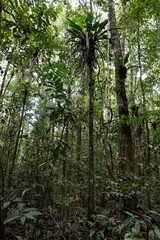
[122,0,126,56]
[154,0,160,47]
[88,64,95,220]
[0,62,9,97]
[0,0,2,43]
[0,166,4,240]
[108,0,134,173]
[87,35,95,220]
[62,54,72,179]
[76,124,81,182]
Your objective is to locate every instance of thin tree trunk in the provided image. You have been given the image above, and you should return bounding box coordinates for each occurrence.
[62,54,72,179]
[87,27,95,219]
[106,4,113,170]
[137,10,151,209]
[0,166,4,240]
[0,62,9,97]
[122,0,126,56]
[137,12,150,164]
[3,69,14,96]
[8,87,28,187]
[88,64,95,220]
[108,0,134,173]
[154,0,160,47]
[130,60,134,103]
[76,124,81,182]
[0,0,2,43]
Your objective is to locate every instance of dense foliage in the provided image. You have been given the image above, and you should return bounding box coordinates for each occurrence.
[0,0,160,239]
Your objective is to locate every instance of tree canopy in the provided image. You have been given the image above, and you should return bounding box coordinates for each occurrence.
[0,0,160,239]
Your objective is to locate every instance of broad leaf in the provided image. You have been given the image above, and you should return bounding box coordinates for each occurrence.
[148,230,154,240]
[25,211,41,219]
[124,51,131,65]
[3,212,19,225]
[154,228,160,238]
[21,216,26,225]
[121,217,133,227]
[92,22,99,31]
[8,0,15,8]
[68,19,82,32]
[97,19,108,33]
[87,12,94,23]
[134,221,140,233]
[90,230,95,237]
[3,202,10,210]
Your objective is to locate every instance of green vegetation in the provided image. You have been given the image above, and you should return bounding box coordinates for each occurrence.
[0,0,160,239]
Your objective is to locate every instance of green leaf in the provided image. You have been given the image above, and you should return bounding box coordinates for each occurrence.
[132,227,136,234]
[3,212,19,224]
[45,88,53,92]
[67,29,83,40]
[148,230,154,240]
[124,51,131,65]
[8,0,15,8]
[25,211,41,219]
[149,210,160,217]
[124,232,132,238]
[21,189,29,198]
[15,0,18,7]
[116,56,123,66]
[90,230,95,237]
[92,22,99,31]
[23,208,38,212]
[99,230,104,238]
[3,202,10,209]
[97,19,108,33]
[16,236,24,240]
[126,62,138,69]
[13,198,21,202]
[87,12,94,23]
[21,216,26,225]
[134,221,140,233]
[154,228,160,238]
[68,19,82,32]
[0,139,4,147]
[122,217,133,227]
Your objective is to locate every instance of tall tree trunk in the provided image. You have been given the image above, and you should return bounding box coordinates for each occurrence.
[8,86,28,187]
[122,0,126,56]
[0,62,9,97]
[106,10,113,170]
[0,0,2,43]
[137,11,150,165]
[154,0,160,47]
[76,124,81,182]
[137,10,151,209]
[88,64,95,220]
[108,0,134,173]
[87,30,95,220]
[0,166,4,240]
[62,54,72,178]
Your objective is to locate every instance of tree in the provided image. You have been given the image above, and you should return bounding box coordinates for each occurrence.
[68,7,108,219]
[108,0,134,173]
[0,0,160,239]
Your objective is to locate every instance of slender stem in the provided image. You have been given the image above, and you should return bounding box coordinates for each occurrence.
[0,0,2,44]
